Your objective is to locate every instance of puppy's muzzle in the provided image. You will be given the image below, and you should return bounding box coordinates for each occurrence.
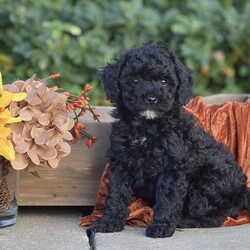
[145,96,158,104]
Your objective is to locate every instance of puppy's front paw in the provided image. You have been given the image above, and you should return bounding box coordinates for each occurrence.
[91,217,125,233]
[146,223,175,238]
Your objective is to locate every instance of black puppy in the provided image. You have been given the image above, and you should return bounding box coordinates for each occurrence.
[91,42,250,238]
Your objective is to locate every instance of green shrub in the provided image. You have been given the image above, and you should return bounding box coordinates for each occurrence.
[0,0,249,104]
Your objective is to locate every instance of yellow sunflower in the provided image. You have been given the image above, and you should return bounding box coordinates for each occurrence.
[0,72,27,161]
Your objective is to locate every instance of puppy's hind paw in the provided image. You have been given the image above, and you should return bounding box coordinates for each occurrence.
[91,218,125,233]
[146,223,175,238]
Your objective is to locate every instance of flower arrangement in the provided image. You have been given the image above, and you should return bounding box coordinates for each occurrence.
[0,72,27,161]
[0,72,27,225]
[0,72,99,176]
[0,72,99,227]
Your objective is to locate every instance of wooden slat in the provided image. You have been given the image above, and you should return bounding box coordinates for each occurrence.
[203,94,250,105]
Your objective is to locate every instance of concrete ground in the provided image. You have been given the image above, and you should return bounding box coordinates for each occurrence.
[0,206,90,250]
[1,207,250,250]
[92,224,250,250]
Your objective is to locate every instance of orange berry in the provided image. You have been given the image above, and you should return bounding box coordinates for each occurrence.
[74,128,81,139]
[76,122,85,130]
[66,104,74,112]
[84,84,93,92]
[51,73,60,79]
[86,138,93,148]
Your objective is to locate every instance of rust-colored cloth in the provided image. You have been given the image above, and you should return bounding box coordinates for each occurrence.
[80,97,250,228]
[186,96,250,180]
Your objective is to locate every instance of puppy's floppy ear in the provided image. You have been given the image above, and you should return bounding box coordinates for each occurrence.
[101,54,126,103]
[169,50,194,106]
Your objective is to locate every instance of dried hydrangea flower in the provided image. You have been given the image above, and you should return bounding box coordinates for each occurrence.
[4,75,74,173]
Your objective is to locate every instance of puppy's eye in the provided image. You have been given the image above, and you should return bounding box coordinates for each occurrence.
[131,79,140,86]
[161,80,167,85]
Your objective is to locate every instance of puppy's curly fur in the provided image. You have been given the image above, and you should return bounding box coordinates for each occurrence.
[91,42,250,238]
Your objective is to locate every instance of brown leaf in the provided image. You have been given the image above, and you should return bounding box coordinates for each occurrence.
[38,113,51,126]
[45,128,61,147]
[51,106,68,117]
[10,153,29,170]
[15,143,31,153]
[52,114,68,128]
[42,91,57,109]
[19,107,33,121]
[21,123,33,141]
[47,158,60,169]
[26,162,43,175]
[33,127,48,145]
[9,102,20,116]
[27,144,40,165]
[66,118,74,130]
[26,93,42,106]
[63,130,73,141]
[13,135,31,153]
[56,93,67,105]
[46,137,60,147]
[12,80,25,92]
[30,125,39,139]
[9,122,24,135]
[22,74,36,91]
[37,146,57,160]
[36,82,47,97]
[30,171,40,178]
[56,141,71,154]
[3,84,20,93]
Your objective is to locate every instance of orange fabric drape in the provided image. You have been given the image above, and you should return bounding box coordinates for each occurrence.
[80,97,250,228]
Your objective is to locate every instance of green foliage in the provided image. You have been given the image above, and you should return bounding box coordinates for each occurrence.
[0,0,249,104]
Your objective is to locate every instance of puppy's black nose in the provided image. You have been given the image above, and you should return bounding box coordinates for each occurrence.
[145,96,158,104]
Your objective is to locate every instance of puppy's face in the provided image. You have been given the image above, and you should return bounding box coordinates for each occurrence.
[102,42,193,119]
[119,53,179,119]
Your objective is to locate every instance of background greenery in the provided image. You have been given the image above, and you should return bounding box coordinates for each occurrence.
[0,0,249,104]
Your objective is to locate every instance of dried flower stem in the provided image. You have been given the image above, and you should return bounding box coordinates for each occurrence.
[61,81,99,147]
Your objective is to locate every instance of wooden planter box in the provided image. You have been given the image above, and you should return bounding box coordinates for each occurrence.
[17,106,114,206]
[17,94,250,206]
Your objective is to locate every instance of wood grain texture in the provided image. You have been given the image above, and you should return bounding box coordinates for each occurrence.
[17,107,114,206]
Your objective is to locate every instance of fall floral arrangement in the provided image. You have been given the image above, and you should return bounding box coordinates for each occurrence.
[0,72,98,176]
[0,72,27,162]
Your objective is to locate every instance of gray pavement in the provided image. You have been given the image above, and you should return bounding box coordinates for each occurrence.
[93,224,250,250]
[0,207,90,250]
[1,207,250,250]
